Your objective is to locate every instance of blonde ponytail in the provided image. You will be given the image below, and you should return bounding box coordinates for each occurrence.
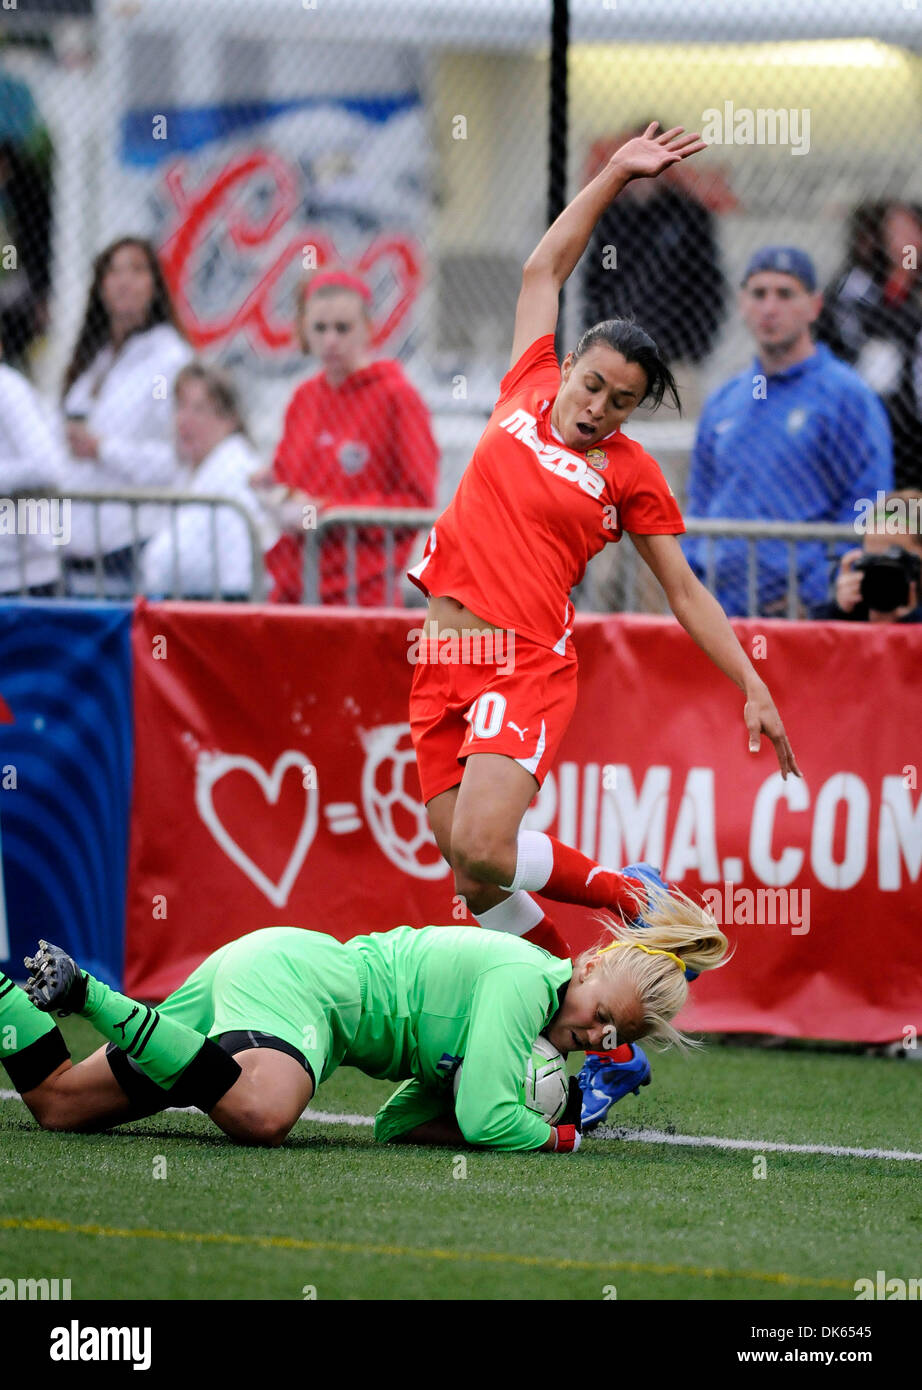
[577,880,732,1053]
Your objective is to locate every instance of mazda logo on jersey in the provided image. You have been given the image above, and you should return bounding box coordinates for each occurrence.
[338,441,370,475]
[498,407,607,499]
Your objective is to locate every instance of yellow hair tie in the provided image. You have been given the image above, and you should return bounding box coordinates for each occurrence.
[597,941,687,974]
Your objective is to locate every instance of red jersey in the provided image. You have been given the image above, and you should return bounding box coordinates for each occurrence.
[408,334,684,651]
[266,359,438,605]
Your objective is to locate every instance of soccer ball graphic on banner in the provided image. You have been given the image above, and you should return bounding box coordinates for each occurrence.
[453,1035,569,1124]
[360,723,450,880]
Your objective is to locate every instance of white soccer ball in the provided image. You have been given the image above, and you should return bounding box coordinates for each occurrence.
[453,1034,569,1124]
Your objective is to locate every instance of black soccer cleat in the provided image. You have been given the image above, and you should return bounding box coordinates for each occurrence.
[23,940,88,1016]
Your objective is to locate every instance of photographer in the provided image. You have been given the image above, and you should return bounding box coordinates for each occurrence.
[812,509,922,624]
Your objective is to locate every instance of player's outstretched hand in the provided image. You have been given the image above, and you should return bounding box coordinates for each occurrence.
[744,683,802,781]
[608,121,707,182]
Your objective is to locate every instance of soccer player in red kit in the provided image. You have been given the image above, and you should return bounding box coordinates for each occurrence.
[264,270,438,605]
[406,123,802,1127]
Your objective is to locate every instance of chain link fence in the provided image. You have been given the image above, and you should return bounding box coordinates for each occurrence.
[1,1,920,613]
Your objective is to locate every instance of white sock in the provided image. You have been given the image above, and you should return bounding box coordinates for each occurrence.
[475,892,544,937]
[499,829,554,894]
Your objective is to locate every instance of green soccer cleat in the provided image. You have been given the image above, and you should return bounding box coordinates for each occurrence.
[24,941,88,1017]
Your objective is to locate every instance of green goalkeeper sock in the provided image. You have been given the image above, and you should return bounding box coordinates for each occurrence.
[78,975,241,1109]
[79,975,204,1087]
[0,971,69,1092]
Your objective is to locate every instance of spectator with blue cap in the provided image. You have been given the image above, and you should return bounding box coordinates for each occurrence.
[683,245,894,616]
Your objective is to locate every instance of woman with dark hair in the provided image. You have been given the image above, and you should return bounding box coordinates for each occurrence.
[815,199,922,492]
[406,123,801,1128]
[59,237,192,595]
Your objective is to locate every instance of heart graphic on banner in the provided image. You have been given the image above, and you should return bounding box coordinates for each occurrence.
[160,150,422,353]
[195,749,318,907]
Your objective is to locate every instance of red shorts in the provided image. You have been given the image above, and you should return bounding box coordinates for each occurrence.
[409,631,579,805]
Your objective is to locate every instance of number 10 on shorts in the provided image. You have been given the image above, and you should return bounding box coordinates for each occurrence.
[464,692,507,740]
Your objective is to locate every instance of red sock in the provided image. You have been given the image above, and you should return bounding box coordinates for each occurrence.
[586,1045,634,1063]
[523,914,570,960]
[541,837,646,915]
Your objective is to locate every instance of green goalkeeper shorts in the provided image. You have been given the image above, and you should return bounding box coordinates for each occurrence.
[157,926,365,1087]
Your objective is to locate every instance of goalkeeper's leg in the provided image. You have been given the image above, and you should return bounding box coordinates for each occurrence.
[209,1045,314,1147]
[0,964,172,1129]
[19,1043,164,1133]
[21,1039,313,1146]
[24,940,313,1145]
[1,968,71,1095]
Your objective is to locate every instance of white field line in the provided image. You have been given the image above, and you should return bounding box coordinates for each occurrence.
[595,1124,922,1162]
[3,1089,921,1161]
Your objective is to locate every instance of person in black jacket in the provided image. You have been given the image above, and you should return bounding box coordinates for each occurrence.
[581,123,727,366]
[0,140,52,368]
[816,200,922,492]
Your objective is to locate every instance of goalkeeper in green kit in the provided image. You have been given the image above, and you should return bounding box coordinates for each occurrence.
[6,887,726,1154]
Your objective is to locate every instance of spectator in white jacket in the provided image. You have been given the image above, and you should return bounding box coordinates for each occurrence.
[140,363,278,600]
[59,237,192,595]
[0,330,67,596]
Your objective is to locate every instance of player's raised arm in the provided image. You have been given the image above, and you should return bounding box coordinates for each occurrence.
[509,123,705,365]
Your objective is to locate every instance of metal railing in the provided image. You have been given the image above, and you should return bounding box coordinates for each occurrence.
[3,497,860,614]
[635,519,859,619]
[302,508,859,616]
[302,507,438,607]
[4,489,267,602]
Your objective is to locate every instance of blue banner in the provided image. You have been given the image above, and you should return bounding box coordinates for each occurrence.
[121,92,420,167]
[0,603,133,988]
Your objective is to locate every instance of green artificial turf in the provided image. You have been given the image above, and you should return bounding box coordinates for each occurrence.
[2,1017,919,1300]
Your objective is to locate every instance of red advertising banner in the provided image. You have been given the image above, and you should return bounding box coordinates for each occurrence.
[126,602,922,1041]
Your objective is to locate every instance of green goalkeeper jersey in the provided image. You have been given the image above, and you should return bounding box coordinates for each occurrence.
[343,925,572,1152]
[158,922,572,1152]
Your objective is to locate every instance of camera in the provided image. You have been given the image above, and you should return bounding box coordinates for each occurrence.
[852,546,922,612]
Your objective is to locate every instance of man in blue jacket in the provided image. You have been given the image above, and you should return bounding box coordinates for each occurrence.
[684,246,893,616]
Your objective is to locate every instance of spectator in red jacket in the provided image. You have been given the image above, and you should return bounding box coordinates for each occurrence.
[262,270,438,605]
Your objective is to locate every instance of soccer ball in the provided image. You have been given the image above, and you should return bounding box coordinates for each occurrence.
[453,1034,569,1124]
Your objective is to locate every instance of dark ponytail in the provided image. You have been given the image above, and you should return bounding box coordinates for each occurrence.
[573,318,681,413]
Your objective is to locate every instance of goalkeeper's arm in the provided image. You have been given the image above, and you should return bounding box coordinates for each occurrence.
[374,1077,454,1144]
[374,1074,578,1152]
